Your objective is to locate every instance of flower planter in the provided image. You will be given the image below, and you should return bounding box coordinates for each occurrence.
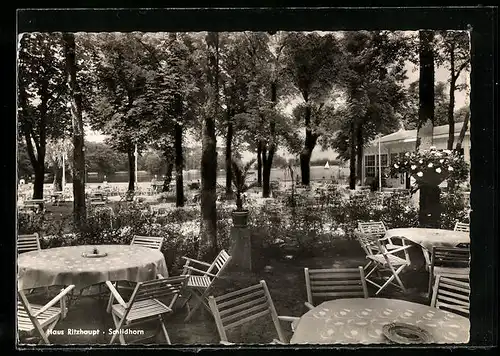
[231,210,249,227]
[413,169,450,187]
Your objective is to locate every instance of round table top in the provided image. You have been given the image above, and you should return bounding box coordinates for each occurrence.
[385,228,469,251]
[290,298,469,344]
[18,244,169,291]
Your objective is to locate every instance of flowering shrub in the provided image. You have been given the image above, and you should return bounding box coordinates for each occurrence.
[391,148,469,185]
[440,188,470,229]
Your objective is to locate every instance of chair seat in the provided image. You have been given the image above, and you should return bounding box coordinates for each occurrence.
[433,266,470,276]
[18,302,61,332]
[368,253,409,266]
[187,275,211,288]
[112,299,172,323]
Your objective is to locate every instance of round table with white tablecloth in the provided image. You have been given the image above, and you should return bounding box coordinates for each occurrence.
[290,298,469,344]
[17,245,169,291]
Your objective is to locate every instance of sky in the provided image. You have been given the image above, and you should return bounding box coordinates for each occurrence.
[85,31,471,162]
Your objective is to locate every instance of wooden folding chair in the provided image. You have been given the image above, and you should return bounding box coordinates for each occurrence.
[427,246,470,298]
[106,274,188,345]
[17,285,75,344]
[131,235,164,250]
[181,250,232,322]
[358,221,398,250]
[111,235,165,295]
[208,280,298,344]
[18,233,41,254]
[304,266,368,310]
[454,221,470,232]
[430,274,470,317]
[357,233,412,295]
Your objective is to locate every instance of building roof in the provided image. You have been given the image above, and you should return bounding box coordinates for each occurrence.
[379,122,470,144]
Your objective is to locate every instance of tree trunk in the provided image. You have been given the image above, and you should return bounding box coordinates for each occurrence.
[163,160,174,192]
[127,145,135,191]
[417,30,435,152]
[262,81,277,197]
[418,184,442,228]
[262,155,273,198]
[455,108,470,152]
[175,121,184,207]
[256,141,262,187]
[447,46,456,150]
[356,125,364,184]
[33,163,45,199]
[349,122,357,190]
[300,103,317,186]
[417,30,438,227]
[53,165,63,192]
[198,31,219,261]
[225,109,233,197]
[63,33,86,228]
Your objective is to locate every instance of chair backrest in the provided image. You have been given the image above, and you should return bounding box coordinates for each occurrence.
[150,204,168,215]
[355,231,379,257]
[206,250,232,278]
[454,222,470,233]
[130,275,188,309]
[358,221,386,236]
[18,233,41,254]
[130,235,164,250]
[430,274,470,317]
[431,246,470,269]
[304,267,368,305]
[208,280,286,343]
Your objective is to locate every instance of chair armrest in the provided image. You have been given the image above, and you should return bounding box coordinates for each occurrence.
[182,256,212,267]
[304,301,314,310]
[220,341,235,345]
[185,265,217,278]
[385,245,412,254]
[34,285,75,317]
[105,281,128,309]
[277,315,300,323]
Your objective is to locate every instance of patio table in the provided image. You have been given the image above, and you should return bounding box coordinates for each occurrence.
[384,228,469,252]
[18,244,169,291]
[290,298,469,344]
[384,228,469,267]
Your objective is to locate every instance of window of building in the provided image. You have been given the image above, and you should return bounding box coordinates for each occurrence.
[365,154,388,179]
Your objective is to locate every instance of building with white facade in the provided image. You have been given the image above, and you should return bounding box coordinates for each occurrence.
[362,122,471,188]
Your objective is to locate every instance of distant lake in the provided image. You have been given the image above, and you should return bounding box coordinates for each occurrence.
[84,165,350,183]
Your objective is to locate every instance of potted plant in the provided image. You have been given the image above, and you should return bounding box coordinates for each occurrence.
[231,158,258,227]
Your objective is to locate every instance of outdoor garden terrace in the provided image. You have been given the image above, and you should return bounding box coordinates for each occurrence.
[17,182,471,345]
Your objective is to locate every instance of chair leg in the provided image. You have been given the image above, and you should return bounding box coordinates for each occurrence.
[109,314,125,345]
[159,315,171,344]
[184,291,205,322]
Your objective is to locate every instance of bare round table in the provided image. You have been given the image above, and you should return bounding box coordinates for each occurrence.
[384,228,469,252]
[17,245,169,291]
[384,228,469,267]
[290,298,469,344]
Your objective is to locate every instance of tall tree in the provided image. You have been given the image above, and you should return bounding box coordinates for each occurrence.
[83,33,150,191]
[17,33,70,199]
[281,32,343,185]
[435,31,470,149]
[327,31,409,189]
[45,138,72,191]
[197,32,219,260]
[416,30,435,151]
[63,32,86,227]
